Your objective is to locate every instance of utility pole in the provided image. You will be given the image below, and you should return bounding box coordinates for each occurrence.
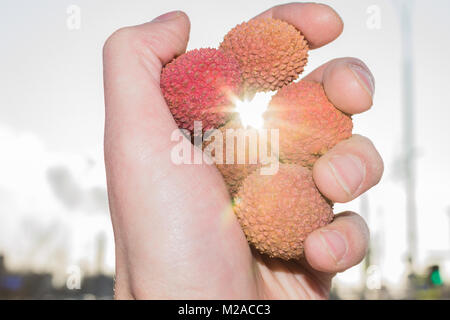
[360,194,371,298]
[96,232,106,275]
[360,194,370,267]
[392,0,417,273]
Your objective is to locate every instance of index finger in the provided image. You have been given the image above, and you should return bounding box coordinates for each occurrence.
[254,2,344,49]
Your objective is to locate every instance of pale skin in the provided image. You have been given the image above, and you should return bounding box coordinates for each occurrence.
[103,3,384,299]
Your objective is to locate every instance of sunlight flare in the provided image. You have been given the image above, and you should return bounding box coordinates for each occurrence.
[233,92,274,129]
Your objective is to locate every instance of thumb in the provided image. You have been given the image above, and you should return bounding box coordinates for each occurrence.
[103,12,193,296]
[103,12,250,299]
[103,10,192,231]
[103,11,190,160]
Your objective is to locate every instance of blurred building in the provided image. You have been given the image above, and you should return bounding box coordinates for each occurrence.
[0,254,114,299]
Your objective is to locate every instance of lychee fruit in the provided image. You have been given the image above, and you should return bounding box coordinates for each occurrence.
[203,116,274,196]
[264,80,353,167]
[161,48,242,134]
[220,18,309,94]
[233,164,334,260]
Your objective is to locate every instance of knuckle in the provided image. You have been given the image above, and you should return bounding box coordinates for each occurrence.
[344,57,367,67]
[337,211,370,245]
[351,134,372,145]
[352,135,384,182]
[103,26,138,54]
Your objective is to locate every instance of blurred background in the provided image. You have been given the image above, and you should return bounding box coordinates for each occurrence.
[1,0,450,299]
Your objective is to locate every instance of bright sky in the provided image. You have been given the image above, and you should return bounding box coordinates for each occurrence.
[1,0,450,292]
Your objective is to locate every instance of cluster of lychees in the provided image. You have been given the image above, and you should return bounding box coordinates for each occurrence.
[160,18,353,260]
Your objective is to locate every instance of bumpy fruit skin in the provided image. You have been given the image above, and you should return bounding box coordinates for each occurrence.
[161,48,242,133]
[220,18,309,93]
[234,164,334,260]
[203,117,262,196]
[264,80,353,166]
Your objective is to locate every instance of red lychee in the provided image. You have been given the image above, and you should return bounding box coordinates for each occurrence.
[264,80,353,166]
[161,48,242,134]
[203,116,270,196]
[220,18,309,94]
[234,164,334,260]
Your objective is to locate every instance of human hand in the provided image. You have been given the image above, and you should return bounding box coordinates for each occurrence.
[103,3,384,299]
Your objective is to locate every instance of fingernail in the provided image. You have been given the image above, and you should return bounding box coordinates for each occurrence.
[320,230,347,263]
[349,63,375,97]
[153,10,182,22]
[328,154,365,197]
